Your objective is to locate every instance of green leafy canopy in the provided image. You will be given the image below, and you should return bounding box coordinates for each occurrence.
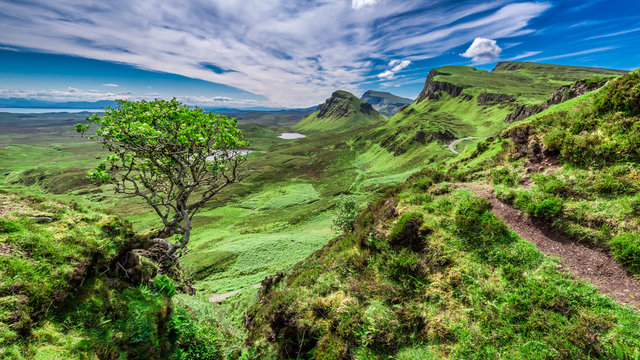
[76,98,249,254]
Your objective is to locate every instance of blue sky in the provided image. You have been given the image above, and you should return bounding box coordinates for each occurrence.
[0,0,638,108]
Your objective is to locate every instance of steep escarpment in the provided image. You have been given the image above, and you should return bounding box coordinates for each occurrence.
[504,77,612,122]
[294,90,385,131]
[415,70,468,103]
[368,62,626,159]
[361,90,412,117]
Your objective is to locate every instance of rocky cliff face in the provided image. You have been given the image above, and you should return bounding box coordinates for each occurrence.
[504,78,609,122]
[316,91,353,119]
[416,70,466,103]
[477,92,516,105]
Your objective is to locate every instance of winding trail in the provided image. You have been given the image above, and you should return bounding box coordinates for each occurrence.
[448,137,482,154]
[209,283,261,303]
[460,183,640,308]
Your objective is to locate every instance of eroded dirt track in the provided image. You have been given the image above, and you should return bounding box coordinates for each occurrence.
[461,183,640,308]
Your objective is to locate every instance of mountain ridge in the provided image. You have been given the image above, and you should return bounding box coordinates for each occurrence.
[360,90,413,117]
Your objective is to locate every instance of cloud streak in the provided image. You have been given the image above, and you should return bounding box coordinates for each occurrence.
[0,87,257,107]
[0,0,552,107]
[530,46,615,61]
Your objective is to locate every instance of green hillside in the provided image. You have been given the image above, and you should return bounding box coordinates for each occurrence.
[1,63,637,359]
[374,62,625,157]
[243,69,640,359]
[360,90,413,117]
[295,90,386,131]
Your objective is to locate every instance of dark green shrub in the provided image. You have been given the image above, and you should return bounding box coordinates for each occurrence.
[527,195,564,221]
[410,168,447,191]
[332,200,359,232]
[384,249,427,288]
[491,167,520,186]
[594,70,640,116]
[533,174,568,197]
[169,308,222,360]
[453,194,511,247]
[0,218,21,233]
[629,194,640,217]
[387,212,427,251]
[610,233,640,274]
[152,275,176,298]
[542,127,566,154]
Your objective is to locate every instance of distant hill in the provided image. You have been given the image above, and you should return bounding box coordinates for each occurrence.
[360,90,412,116]
[222,108,315,127]
[0,98,116,109]
[294,90,385,131]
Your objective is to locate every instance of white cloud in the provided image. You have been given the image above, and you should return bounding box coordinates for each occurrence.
[102,83,119,87]
[461,37,502,64]
[352,0,381,10]
[378,59,411,80]
[0,0,551,107]
[377,70,395,80]
[391,59,411,72]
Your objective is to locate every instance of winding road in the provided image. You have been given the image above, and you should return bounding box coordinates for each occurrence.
[209,283,261,303]
[448,137,482,154]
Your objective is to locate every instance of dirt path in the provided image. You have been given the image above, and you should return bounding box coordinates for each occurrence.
[448,137,482,154]
[209,283,261,303]
[460,183,640,308]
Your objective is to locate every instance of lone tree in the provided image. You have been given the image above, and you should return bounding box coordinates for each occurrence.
[76,98,248,256]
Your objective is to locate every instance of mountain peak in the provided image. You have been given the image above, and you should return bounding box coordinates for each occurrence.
[294,90,385,131]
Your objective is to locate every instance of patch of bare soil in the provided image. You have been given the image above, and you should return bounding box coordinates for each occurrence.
[460,183,640,308]
[0,243,15,255]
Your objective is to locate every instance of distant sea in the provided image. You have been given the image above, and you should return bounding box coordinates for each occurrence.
[0,108,104,114]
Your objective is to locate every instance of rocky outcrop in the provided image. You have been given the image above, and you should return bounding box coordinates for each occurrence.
[492,62,525,72]
[416,70,465,103]
[504,104,547,123]
[316,91,353,119]
[477,92,516,105]
[504,78,609,122]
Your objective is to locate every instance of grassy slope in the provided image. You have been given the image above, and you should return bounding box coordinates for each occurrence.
[244,70,640,359]
[0,191,181,358]
[452,69,640,275]
[295,90,386,131]
[373,62,626,157]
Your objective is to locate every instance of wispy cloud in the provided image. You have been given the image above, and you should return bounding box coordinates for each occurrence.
[102,83,119,87]
[586,27,640,40]
[378,59,411,79]
[0,0,552,107]
[507,50,541,61]
[530,46,615,62]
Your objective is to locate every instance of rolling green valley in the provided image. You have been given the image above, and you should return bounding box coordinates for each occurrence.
[2,1,640,359]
